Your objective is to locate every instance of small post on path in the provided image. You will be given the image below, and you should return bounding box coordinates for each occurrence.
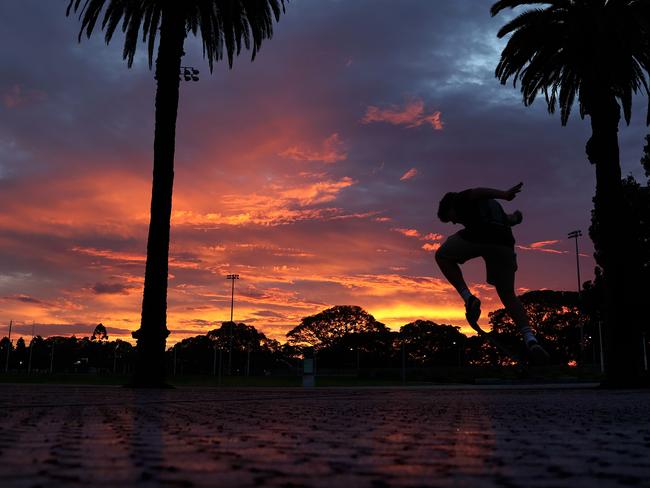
[643,333,648,372]
[302,347,315,388]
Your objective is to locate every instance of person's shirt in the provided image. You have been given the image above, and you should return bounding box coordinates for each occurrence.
[454,190,515,246]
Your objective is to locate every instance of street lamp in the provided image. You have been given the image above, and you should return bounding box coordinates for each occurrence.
[4,320,12,373]
[27,321,34,375]
[113,343,119,375]
[567,230,583,294]
[226,274,240,375]
[453,340,461,367]
[568,230,584,358]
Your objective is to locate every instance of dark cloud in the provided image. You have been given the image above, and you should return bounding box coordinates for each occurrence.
[91,282,132,295]
[1,294,43,304]
[252,310,285,318]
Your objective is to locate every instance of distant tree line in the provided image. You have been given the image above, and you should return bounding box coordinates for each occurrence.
[0,324,135,375]
[2,290,619,376]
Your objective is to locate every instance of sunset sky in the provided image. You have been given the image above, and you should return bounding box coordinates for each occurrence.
[1,0,648,344]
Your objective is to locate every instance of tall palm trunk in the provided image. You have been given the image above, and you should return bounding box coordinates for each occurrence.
[132,6,186,386]
[587,94,643,386]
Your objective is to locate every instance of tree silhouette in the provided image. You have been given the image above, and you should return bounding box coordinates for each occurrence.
[91,323,108,341]
[588,134,650,334]
[399,320,466,366]
[14,338,27,371]
[489,290,586,365]
[208,322,274,353]
[67,0,286,386]
[286,306,389,350]
[491,0,650,386]
[169,322,287,375]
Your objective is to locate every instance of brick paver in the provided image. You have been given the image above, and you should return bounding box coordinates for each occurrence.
[1,384,649,487]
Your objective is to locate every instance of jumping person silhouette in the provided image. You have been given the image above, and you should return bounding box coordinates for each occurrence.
[435,182,549,363]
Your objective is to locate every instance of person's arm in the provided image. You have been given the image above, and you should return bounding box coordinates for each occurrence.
[465,182,523,201]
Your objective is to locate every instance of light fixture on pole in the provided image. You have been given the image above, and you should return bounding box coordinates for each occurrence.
[180,66,200,82]
[568,230,584,358]
[226,274,240,375]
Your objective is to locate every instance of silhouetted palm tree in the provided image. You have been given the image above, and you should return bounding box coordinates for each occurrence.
[67,0,285,386]
[491,0,650,386]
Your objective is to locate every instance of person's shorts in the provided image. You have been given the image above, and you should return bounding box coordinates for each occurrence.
[436,232,517,289]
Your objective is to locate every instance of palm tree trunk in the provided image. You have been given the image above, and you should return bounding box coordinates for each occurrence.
[587,94,643,387]
[131,6,186,387]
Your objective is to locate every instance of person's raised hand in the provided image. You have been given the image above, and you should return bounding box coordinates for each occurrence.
[505,182,523,201]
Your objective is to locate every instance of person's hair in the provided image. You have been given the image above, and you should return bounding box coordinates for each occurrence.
[437,192,457,222]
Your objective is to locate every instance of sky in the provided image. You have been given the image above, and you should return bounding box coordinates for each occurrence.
[1,0,649,344]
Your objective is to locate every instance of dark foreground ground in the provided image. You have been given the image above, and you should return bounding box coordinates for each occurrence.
[1,384,649,487]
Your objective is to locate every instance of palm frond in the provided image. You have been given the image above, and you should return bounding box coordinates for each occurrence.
[492,0,650,126]
[490,0,570,17]
[67,0,286,70]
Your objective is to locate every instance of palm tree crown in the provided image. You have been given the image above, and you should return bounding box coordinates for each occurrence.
[67,0,285,70]
[491,0,650,125]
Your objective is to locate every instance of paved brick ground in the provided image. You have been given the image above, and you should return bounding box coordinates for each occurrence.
[1,384,649,487]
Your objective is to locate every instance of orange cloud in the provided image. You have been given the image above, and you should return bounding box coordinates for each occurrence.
[517,240,566,255]
[421,233,444,242]
[173,176,357,228]
[279,133,347,163]
[530,240,560,248]
[393,228,421,238]
[275,177,355,205]
[421,243,441,252]
[0,169,150,239]
[362,98,444,130]
[400,168,418,181]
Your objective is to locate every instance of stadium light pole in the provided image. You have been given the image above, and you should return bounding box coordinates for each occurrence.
[27,322,34,375]
[226,274,240,375]
[113,343,120,375]
[4,320,12,373]
[568,230,584,359]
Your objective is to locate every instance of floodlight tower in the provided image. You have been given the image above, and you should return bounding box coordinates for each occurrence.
[568,230,583,356]
[226,274,240,375]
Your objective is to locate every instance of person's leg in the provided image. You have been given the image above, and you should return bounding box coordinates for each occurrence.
[487,248,549,362]
[435,234,482,324]
[495,285,536,344]
[435,252,469,295]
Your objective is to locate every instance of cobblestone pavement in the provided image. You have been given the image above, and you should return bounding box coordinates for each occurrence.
[1,384,649,487]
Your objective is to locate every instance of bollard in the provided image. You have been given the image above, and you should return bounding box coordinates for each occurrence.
[302,347,315,388]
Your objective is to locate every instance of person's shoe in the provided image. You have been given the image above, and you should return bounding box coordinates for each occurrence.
[465,295,481,331]
[527,340,549,365]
